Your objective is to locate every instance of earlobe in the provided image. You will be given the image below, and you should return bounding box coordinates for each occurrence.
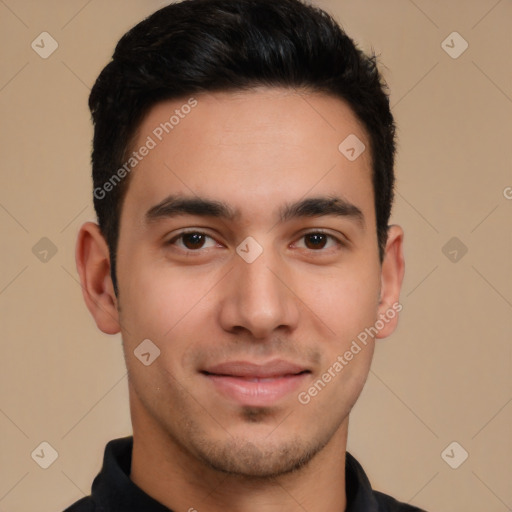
[376,224,405,339]
[75,222,121,335]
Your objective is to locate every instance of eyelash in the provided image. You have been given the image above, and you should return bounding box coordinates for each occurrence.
[166,229,345,254]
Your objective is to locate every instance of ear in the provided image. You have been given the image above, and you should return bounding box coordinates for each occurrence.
[375,224,405,339]
[75,222,121,335]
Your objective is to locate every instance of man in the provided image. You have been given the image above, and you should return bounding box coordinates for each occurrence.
[68,0,424,510]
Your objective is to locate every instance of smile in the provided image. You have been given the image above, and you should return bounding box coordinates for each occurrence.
[201,360,311,406]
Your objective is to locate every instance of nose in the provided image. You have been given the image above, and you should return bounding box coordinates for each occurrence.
[217,245,300,340]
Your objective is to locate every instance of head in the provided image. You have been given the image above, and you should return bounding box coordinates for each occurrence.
[77,0,404,479]
[89,0,397,296]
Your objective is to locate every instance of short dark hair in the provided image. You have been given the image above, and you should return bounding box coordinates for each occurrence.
[89,0,397,296]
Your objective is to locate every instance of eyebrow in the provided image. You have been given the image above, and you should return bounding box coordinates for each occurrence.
[145,194,365,228]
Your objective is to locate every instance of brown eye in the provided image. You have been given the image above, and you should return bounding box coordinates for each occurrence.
[304,233,328,250]
[296,232,342,251]
[167,231,217,251]
[181,233,207,250]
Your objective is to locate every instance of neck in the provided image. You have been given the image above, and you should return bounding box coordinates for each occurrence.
[130,411,348,512]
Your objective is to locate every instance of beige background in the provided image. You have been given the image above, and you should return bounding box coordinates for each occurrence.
[1,0,511,511]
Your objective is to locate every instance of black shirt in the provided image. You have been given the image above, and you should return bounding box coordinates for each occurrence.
[63,437,427,512]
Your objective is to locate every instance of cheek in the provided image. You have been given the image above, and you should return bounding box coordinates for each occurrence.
[295,259,381,338]
[118,257,216,371]
[118,249,195,334]
[308,268,379,400]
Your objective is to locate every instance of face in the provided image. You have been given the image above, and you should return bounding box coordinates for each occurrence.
[78,87,404,478]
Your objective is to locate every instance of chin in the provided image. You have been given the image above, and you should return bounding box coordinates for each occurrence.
[190,431,324,479]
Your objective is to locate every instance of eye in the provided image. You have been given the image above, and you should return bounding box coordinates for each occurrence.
[165,229,345,254]
[167,231,218,251]
[294,231,344,251]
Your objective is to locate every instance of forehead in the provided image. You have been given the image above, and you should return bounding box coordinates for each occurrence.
[121,88,374,229]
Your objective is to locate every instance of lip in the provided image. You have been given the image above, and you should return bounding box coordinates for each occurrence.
[201,360,311,406]
[203,359,309,378]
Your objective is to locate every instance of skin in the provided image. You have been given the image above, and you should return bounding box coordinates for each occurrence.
[76,87,405,512]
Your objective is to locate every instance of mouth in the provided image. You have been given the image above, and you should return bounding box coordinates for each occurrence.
[200,360,311,406]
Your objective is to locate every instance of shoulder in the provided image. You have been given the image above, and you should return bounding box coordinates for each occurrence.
[345,452,428,512]
[62,496,96,512]
[374,490,428,511]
